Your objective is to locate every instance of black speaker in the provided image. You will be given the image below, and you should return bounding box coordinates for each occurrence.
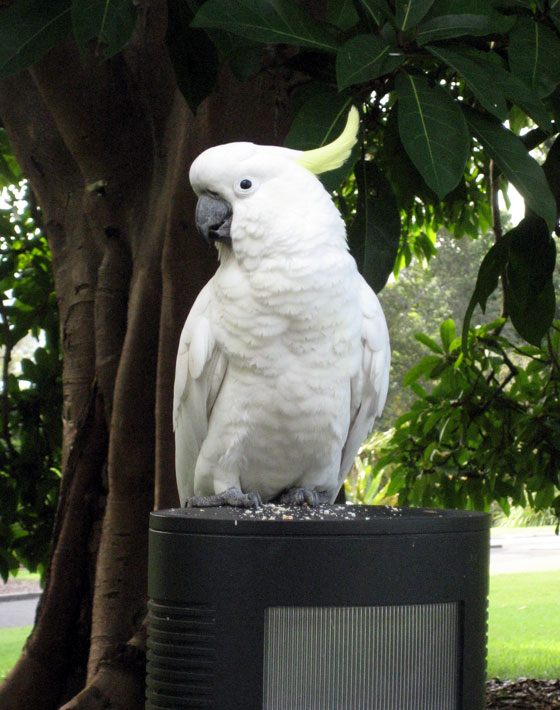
[147,505,489,710]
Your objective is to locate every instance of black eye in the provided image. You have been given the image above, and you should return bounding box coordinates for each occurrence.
[239,179,252,190]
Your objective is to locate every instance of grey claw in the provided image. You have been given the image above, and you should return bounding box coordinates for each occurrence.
[278,487,328,507]
[243,491,263,509]
[186,487,262,509]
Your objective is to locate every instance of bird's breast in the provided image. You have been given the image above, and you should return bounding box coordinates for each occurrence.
[210,251,361,378]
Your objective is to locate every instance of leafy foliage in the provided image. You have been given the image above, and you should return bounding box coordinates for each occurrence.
[191,0,340,51]
[464,110,556,231]
[187,0,560,343]
[375,229,511,427]
[396,72,470,200]
[463,214,557,347]
[0,0,72,76]
[0,181,62,581]
[0,0,559,342]
[493,503,558,527]
[72,0,137,59]
[344,429,396,504]
[166,0,219,111]
[369,318,560,521]
[347,159,400,291]
[336,34,404,89]
[0,0,137,74]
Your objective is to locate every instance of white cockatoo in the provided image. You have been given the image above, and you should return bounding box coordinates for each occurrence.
[174,107,390,508]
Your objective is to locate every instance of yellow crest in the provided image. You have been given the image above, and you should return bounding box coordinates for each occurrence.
[295,106,359,175]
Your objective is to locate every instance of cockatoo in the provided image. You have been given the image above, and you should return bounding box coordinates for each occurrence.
[174,107,390,508]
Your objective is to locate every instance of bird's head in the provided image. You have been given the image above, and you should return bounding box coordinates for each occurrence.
[189,107,359,263]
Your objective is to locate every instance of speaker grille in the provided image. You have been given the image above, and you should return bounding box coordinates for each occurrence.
[263,603,460,710]
[146,600,216,709]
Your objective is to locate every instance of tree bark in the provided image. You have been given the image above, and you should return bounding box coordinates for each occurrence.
[0,3,293,707]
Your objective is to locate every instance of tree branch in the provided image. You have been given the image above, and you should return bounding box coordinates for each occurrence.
[0,299,16,459]
[489,159,509,318]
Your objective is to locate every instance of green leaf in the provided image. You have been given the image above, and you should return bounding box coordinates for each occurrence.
[403,354,442,386]
[336,34,404,90]
[326,0,360,30]
[422,440,437,466]
[462,235,511,352]
[463,216,556,347]
[426,45,550,130]
[396,73,470,199]
[207,31,264,82]
[506,216,556,346]
[356,0,394,24]
[0,131,22,187]
[427,0,513,18]
[284,90,358,192]
[166,0,219,112]
[410,382,427,399]
[191,0,340,53]
[428,44,551,130]
[417,14,498,44]
[0,0,71,77]
[416,2,515,45]
[551,4,560,34]
[476,317,506,337]
[348,160,401,293]
[382,103,436,210]
[72,0,136,59]
[429,358,450,379]
[501,71,552,132]
[414,332,443,354]
[463,107,557,232]
[417,0,514,44]
[508,17,560,98]
[543,134,560,212]
[395,0,435,30]
[535,483,556,510]
[489,0,532,7]
[427,45,508,120]
[423,410,443,435]
[440,318,456,352]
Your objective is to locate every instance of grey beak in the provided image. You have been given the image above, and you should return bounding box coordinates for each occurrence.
[195,193,233,246]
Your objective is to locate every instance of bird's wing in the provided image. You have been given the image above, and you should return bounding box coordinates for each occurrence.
[339,275,391,486]
[173,281,228,506]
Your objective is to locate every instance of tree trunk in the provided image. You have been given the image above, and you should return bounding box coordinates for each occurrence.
[0,4,293,707]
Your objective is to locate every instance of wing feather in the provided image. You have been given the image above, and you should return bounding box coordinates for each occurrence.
[173,282,228,506]
[339,276,390,486]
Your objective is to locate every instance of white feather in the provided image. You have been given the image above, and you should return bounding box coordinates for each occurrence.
[338,277,390,488]
[174,141,390,505]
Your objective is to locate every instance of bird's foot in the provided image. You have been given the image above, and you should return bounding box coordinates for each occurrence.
[277,487,330,507]
[186,487,262,509]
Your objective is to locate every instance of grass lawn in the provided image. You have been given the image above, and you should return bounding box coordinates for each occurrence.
[0,626,31,680]
[10,570,41,583]
[487,569,560,680]
[0,570,38,679]
[1,570,559,682]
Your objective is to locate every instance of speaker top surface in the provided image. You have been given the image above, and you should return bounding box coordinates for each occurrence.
[150,505,490,536]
